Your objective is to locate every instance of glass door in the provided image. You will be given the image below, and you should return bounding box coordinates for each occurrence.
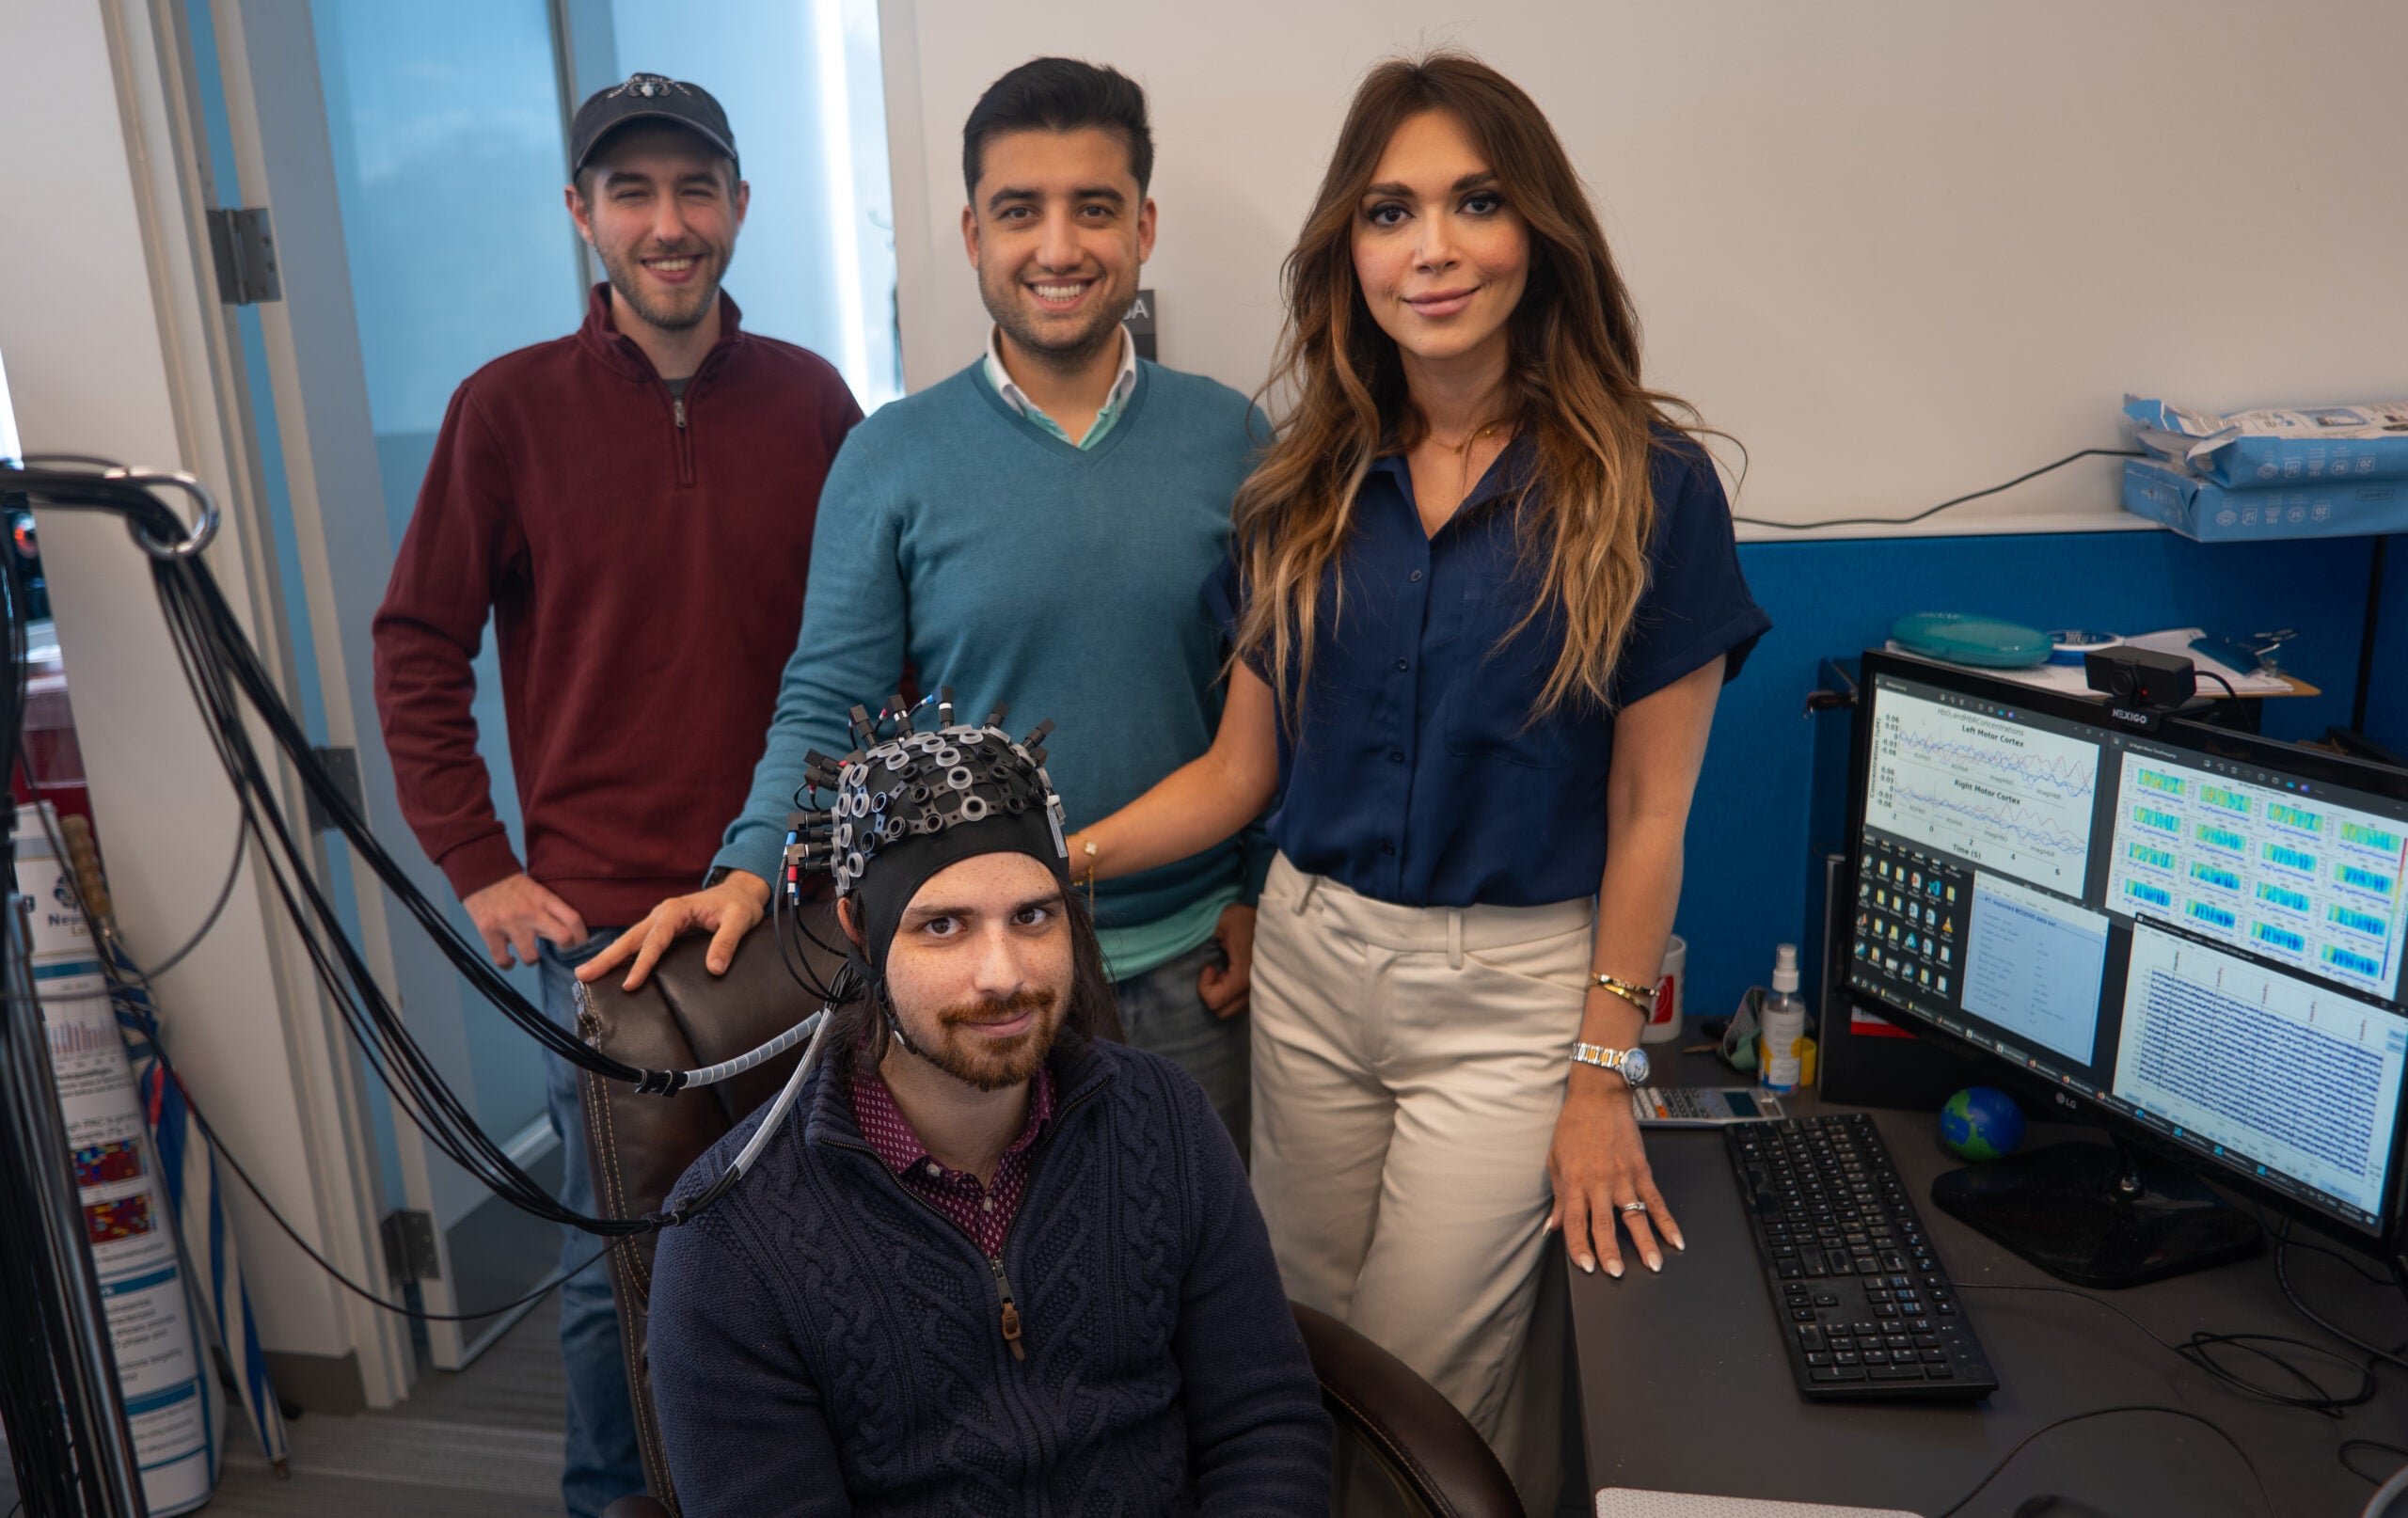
[190,0,581,1369]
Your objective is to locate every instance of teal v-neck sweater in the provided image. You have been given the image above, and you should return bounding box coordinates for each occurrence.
[716,359,1267,933]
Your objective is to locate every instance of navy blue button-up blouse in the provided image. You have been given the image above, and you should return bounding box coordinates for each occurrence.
[1207,427,1770,909]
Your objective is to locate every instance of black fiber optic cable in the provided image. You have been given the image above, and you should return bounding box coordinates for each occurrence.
[1,459,834,1241]
[12,752,247,984]
[146,542,831,1227]
[137,522,610,1227]
[18,763,701,1320]
[158,552,649,1078]
[8,785,628,1310]
[162,541,848,1014]
[776,884,822,1009]
[0,533,144,1518]
[141,1038,614,1323]
[140,553,623,1231]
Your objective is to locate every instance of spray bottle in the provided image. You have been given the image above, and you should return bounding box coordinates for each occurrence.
[1759,943,1810,1093]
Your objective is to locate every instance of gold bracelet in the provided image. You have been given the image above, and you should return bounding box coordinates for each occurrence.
[1591,972,1656,1012]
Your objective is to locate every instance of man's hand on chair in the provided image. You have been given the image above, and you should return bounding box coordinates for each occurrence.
[578,872,772,992]
[463,873,590,971]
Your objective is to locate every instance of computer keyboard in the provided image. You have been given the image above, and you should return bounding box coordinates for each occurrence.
[1726,1114,1998,1400]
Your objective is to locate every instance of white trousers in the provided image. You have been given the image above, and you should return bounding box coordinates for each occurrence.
[1251,854,1593,1515]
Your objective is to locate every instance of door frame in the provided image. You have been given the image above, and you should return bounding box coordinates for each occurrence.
[161,0,573,1370]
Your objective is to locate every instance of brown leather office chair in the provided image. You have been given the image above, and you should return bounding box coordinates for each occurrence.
[578,912,1525,1518]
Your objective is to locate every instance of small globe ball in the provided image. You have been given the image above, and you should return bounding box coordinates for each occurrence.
[1940,1086,2024,1162]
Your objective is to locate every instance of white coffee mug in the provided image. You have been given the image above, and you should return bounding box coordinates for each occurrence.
[1642,934,1686,1044]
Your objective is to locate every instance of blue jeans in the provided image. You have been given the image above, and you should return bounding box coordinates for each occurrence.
[539,933,646,1518]
[1115,938,1251,1166]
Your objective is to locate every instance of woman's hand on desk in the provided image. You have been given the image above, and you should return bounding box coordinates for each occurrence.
[1546,1067,1683,1278]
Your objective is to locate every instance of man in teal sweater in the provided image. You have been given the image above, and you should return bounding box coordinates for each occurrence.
[584,58,1266,1147]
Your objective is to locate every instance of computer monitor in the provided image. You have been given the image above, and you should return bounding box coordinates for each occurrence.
[1845,648,2408,1285]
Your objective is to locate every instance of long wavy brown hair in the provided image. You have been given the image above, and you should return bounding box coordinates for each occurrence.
[1233,51,1712,721]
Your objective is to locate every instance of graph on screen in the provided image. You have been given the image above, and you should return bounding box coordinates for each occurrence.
[1868,689,2101,893]
[2106,751,2408,1000]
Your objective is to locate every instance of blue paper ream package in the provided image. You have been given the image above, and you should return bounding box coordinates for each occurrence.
[2122,457,2408,543]
[2124,395,2408,486]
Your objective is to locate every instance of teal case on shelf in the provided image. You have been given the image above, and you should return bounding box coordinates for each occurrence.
[1889,612,2053,668]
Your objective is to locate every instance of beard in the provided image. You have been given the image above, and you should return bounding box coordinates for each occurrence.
[898,987,1063,1092]
[596,236,730,334]
[979,264,1130,373]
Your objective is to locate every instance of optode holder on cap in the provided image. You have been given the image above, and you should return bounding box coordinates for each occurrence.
[781,688,1068,907]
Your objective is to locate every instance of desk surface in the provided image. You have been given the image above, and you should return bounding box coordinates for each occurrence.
[1570,1046,2401,1516]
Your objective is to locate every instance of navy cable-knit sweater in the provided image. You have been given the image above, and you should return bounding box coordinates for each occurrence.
[648,1036,1333,1516]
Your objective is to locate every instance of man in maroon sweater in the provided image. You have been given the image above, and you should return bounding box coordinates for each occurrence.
[370,74,859,1518]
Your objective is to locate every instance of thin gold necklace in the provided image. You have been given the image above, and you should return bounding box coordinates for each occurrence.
[1430,420,1506,505]
[1430,419,1505,452]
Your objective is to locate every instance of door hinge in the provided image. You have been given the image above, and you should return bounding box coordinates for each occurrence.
[206,206,282,306]
[380,1209,440,1286]
[305,746,365,833]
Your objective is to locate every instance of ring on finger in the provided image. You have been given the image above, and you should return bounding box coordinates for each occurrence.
[1618,1201,1650,1214]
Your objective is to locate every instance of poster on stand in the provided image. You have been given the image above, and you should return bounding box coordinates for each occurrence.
[17,801,217,1514]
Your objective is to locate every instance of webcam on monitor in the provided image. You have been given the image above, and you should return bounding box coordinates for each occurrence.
[2083,645,2197,730]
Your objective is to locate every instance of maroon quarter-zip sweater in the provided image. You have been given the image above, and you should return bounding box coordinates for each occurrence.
[372,285,861,927]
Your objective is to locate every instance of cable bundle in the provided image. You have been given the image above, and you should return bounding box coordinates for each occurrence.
[0,476,147,1516]
[2,460,831,1240]
[148,523,684,1234]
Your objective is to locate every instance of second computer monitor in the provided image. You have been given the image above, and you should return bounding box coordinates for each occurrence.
[1846,650,2408,1257]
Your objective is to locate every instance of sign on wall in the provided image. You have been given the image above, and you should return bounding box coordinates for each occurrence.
[1122,288,1156,362]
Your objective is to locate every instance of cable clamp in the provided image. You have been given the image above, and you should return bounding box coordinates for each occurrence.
[634,1068,689,1097]
[119,469,221,559]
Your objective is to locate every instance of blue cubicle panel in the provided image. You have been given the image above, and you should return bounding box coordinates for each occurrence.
[2371,550,2408,760]
[1678,528,2385,1034]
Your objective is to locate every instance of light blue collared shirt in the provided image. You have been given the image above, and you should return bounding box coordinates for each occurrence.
[981,324,1139,450]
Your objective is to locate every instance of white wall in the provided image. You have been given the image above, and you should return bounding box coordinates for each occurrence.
[0,0,366,1370]
[882,0,2408,539]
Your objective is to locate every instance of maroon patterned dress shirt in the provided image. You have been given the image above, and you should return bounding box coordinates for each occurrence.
[848,1061,1054,1257]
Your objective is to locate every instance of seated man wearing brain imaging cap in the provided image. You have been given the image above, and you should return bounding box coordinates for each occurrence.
[646,697,1331,1516]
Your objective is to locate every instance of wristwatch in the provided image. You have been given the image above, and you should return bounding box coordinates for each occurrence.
[1571,1042,1651,1086]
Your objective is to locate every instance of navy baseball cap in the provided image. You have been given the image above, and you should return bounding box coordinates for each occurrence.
[570,73,738,179]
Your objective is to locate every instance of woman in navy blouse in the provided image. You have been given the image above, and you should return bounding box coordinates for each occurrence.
[1069,52,1768,1509]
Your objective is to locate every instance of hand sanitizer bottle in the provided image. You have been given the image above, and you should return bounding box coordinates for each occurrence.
[1759,944,1809,1093]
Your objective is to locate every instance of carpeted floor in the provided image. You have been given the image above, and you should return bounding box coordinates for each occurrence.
[214,1299,568,1518]
[5,1300,572,1518]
